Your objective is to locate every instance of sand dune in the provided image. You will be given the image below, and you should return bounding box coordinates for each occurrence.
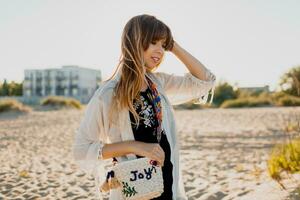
[0,107,299,200]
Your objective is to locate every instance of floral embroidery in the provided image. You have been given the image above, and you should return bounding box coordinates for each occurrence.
[132,90,157,129]
[131,83,166,141]
[122,182,138,197]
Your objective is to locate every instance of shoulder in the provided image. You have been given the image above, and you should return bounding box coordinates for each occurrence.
[151,71,170,80]
[149,71,172,86]
[91,79,117,104]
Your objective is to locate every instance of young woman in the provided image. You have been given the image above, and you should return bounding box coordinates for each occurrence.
[73,14,216,200]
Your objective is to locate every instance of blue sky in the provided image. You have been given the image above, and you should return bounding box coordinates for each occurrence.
[0,0,299,91]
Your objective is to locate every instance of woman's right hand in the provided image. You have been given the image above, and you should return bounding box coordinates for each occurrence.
[131,141,165,167]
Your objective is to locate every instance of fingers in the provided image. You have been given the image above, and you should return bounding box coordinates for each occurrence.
[140,143,165,167]
[152,153,164,167]
[154,152,165,166]
[152,145,165,167]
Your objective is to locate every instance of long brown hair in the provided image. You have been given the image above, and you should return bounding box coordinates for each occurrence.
[106,14,173,128]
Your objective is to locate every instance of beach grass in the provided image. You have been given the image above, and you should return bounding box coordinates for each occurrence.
[0,98,31,113]
[268,138,300,181]
[40,96,82,109]
[220,97,272,108]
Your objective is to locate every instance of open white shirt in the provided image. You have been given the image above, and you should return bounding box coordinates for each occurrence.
[72,68,216,200]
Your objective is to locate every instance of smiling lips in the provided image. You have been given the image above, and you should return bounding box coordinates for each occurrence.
[151,56,160,63]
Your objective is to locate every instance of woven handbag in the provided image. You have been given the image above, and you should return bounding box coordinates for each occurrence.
[106,157,164,200]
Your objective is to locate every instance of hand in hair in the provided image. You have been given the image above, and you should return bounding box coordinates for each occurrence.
[169,38,175,52]
[165,37,175,52]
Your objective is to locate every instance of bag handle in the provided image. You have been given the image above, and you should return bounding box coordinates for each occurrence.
[99,157,121,192]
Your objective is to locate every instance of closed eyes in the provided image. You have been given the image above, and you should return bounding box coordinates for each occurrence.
[151,41,167,50]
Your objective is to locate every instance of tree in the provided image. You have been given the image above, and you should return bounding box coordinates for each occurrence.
[0,79,9,96]
[213,81,237,107]
[0,80,23,96]
[9,81,23,96]
[280,66,300,97]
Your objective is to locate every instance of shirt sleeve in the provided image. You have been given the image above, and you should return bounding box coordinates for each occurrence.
[154,67,216,105]
[72,93,108,179]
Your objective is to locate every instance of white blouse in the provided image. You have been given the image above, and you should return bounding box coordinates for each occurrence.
[72,68,216,200]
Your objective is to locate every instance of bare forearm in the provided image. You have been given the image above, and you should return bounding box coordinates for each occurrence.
[101,140,140,159]
[172,41,209,81]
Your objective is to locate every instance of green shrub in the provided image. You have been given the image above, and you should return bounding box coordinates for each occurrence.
[279,65,300,97]
[271,91,288,102]
[220,97,272,108]
[267,139,300,181]
[268,92,300,106]
[258,91,271,99]
[0,99,31,113]
[220,98,248,108]
[213,81,237,106]
[277,95,300,106]
[248,98,272,107]
[236,89,253,98]
[41,96,82,109]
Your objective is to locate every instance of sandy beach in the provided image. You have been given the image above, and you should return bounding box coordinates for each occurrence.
[0,107,300,200]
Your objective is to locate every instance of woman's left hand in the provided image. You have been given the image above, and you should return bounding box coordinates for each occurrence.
[170,40,178,54]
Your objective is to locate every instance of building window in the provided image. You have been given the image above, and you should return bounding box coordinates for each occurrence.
[72,88,78,96]
[25,90,31,96]
[81,88,88,95]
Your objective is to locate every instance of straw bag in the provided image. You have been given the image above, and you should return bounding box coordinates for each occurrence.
[101,157,164,200]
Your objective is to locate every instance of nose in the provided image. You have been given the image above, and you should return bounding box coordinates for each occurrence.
[155,44,164,55]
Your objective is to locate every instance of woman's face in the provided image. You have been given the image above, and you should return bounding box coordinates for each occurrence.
[143,39,166,71]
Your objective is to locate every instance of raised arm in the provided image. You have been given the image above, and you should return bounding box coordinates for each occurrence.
[154,41,216,105]
[171,41,212,81]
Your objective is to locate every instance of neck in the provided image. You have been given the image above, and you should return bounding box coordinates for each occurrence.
[141,81,148,92]
[141,71,152,91]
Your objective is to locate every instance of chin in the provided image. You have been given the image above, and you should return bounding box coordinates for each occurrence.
[145,65,156,72]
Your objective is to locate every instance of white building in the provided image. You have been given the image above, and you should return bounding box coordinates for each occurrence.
[23,65,102,103]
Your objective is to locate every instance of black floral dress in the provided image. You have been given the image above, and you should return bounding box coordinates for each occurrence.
[129,86,173,200]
